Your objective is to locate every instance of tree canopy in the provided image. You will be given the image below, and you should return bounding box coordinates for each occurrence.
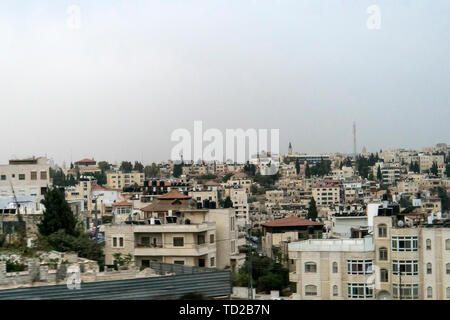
[38,188,78,237]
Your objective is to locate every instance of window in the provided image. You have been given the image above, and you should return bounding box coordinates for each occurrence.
[174,260,185,265]
[41,187,47,195]
[347,283,373,299]
[210,257,215,267]
[446,239,450,250]
[173,237,184,247]
[391,236,418,252]
[305,285,317,296]
[379,247,388,261]
[392,260,418,275]
[426,239,431,250]
[0,175,5,180]
[198,235,205,245]
[427,287,433,299]
[380,269,388,282]
[446,263,450,275]
[393,284,419,300]
[112,236,124,248]
[332,285,338,297]
[40,171,47,180]
[332,262,338,273]
[427,263,432,274]
[30,171,37,180]
[305,262,317,273]
[447,288,450,299]
[347,260,373,275]
[210,234,215,244]
[378,224,387,238]
[18,174,25,180]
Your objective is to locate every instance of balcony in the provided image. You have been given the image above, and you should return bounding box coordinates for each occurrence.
[134,243,214,257]
[132,222,215,233]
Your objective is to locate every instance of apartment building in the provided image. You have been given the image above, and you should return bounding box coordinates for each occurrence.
[188,190,219,206]
[381,167,401,186]
[419,154,445,173]
[312,183,341,206]
[265,190,284,204]
[331,166,355,180]
[104,190,217,268]
[67,158,101,176]
[0,157,50,203]
[229,187,249,233]
[106,171,144,190]
[289,209,450,300]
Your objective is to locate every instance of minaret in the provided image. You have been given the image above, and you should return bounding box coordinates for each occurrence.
[288,142,293,155]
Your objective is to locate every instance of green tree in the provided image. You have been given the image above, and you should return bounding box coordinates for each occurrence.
[38,188,77,236]
[173,163,183,178]
[119,161,133,173]
[307,197,318,221]
[223,196,233,208]
[434,187,450,212]
[244,162,256,177]
[399,195,412,208]
[222,173,233,183]
[134,161,144,173]
[144,163,160,178]
[295,158,300,175]
[430,161,438,175]
[305,163,311,178]
[97,161,111,173]
[446,163,450,178]
[377,165,382,182]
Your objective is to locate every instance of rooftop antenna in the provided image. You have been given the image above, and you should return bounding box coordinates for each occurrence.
[353,121,357,159]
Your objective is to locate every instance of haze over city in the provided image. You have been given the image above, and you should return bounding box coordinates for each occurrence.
[1,0,449,165]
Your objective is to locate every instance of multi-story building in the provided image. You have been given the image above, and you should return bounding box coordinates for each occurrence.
[0,157,50,203]
[289,206,450,300]
[104,189,217,268]
[106,171,144,190]
[312,183,341,206]
[419,154,445,173]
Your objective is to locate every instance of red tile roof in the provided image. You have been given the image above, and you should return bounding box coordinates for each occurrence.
[112,200,132,207]
[76,158,96,163]
[262,216,323,228]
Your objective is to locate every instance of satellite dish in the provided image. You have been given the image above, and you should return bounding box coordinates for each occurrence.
[397,220,404,228]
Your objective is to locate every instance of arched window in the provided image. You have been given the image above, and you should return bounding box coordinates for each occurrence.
[305,262,317,273]
[378,224,387,238]
[446,263,450,275]
[380,269,388,282]
[446,239,450,250]
[332,285,338,296]
[427,287,433,298]
[305,285,317,296]
[447,287,450,299]
[427,263,432,274]
[426,239,431,250]
[379,247,388,261]
[332,262,338,273]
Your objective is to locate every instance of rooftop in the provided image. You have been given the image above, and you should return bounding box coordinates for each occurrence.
[262,216,323,228]
[288,237,374,252]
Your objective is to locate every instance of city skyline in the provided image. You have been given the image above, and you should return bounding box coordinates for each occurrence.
[1,1,449,165]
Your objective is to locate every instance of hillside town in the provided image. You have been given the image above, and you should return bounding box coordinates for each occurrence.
[0,142,449,300]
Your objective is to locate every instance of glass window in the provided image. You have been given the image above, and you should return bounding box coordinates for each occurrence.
[426,239,431,250]
[378,224,387,238]
[380,269,388,282]
[446,263,450,275]
[447,288,450,299]
[391,236,418,252]
[347,260,373,275]
[393,284,419,300]
[173,237,184,247]
[379,247,388,261]
[305,285,317,296]
[446,239,450,250]
[392,260,418,275]
[427,263,432,274]
[427,287,433,299]
[305,262,317,273]
[210,234,215,244]
[40,171,47,180]
[332,285,338,297]
[332,262,338,273]
[347,283,373,299]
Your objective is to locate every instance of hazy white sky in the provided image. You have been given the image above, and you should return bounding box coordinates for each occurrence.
[0,0,449,165]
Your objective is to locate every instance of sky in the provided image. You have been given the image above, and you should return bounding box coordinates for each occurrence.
[0,0,449,166]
